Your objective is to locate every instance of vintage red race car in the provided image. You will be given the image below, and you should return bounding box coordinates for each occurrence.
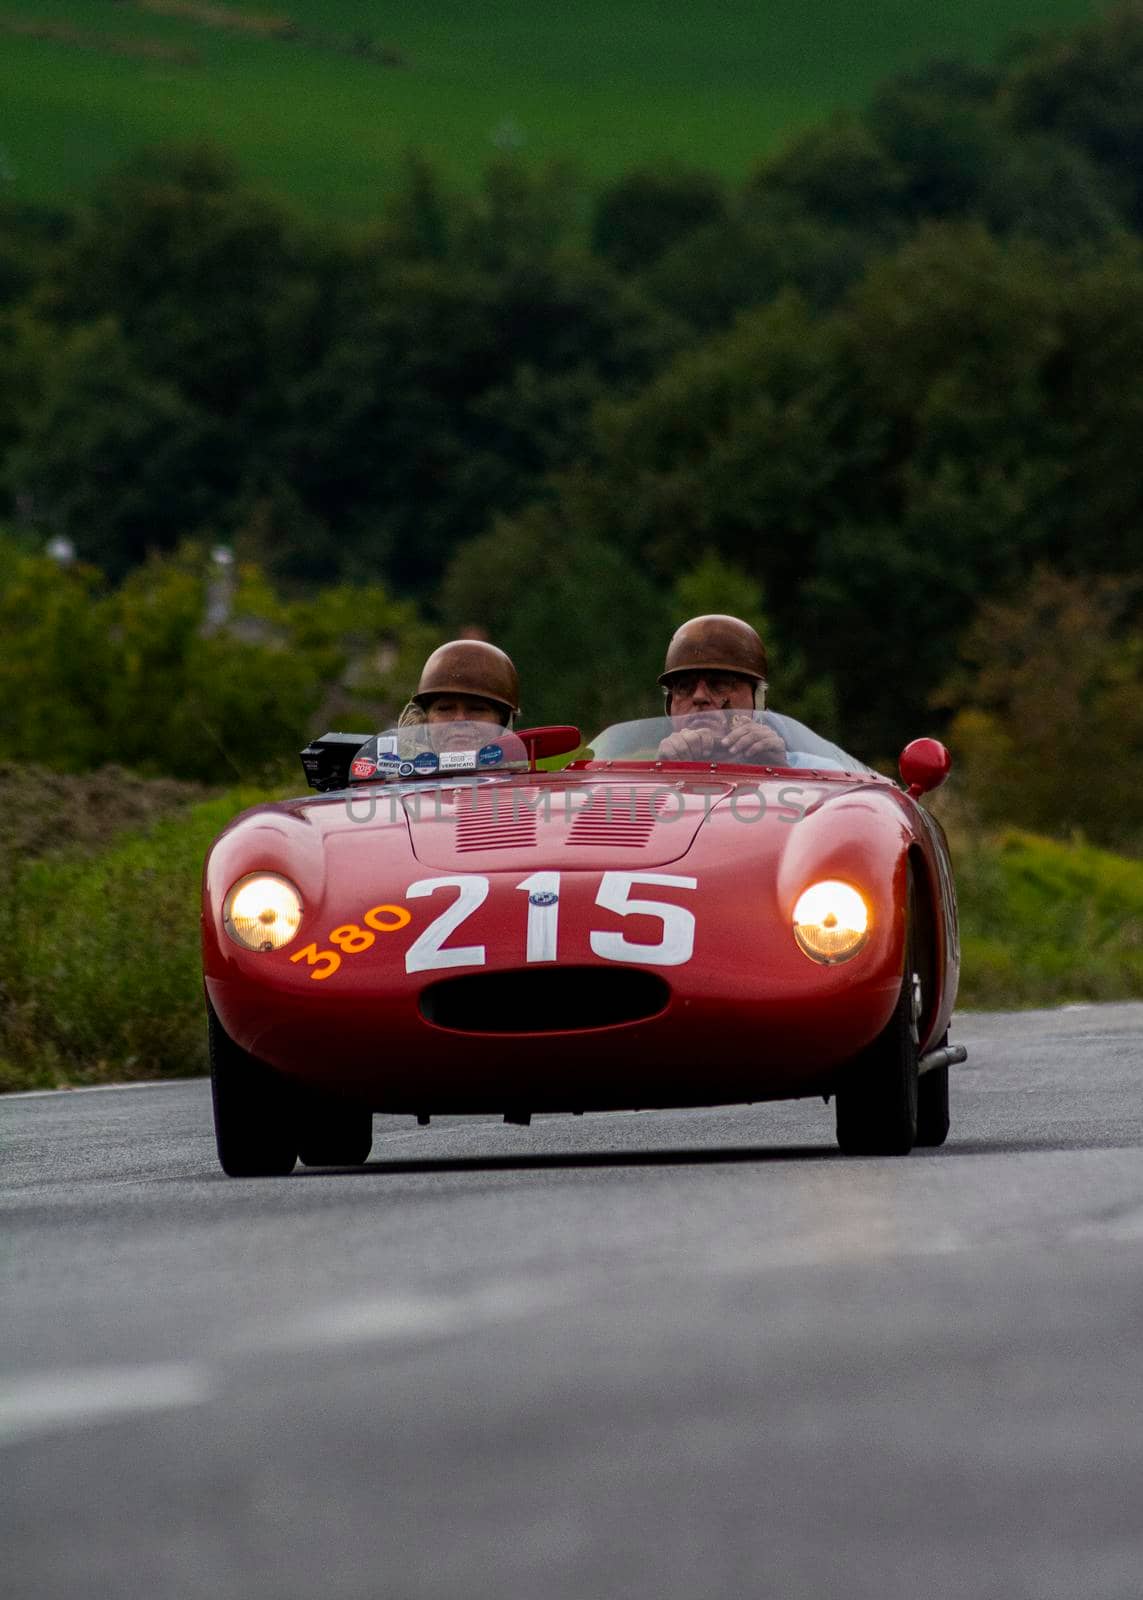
[202,711,966,1176]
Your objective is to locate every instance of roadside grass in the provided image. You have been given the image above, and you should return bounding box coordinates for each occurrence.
[0,0,1098,217]
[955,830,1143,1010]
[0,785,280,1092]
[0,786,1138,1092]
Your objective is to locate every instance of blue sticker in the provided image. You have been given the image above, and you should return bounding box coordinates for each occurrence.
[377,754,402,773]
[478,743,504,767]
[529,891,559,907]
[413,751,438,775]
[398,761,415,777]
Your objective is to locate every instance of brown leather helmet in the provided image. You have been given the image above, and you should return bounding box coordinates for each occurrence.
[412,640,520,721]
[658,614,768,688]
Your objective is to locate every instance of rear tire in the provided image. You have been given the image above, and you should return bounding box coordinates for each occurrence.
[915,1031,951,1148]
[208,1007,297,1177]
[835,870,920,1156]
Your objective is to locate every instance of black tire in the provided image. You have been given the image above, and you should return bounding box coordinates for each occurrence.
[296,1099,373,1167]
[208,1007,298,1178]
[915,1030,951,1148]
[835,871,920,1157]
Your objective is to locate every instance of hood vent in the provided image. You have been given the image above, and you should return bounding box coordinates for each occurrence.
[454,787,538,853]
[566,787,669,849]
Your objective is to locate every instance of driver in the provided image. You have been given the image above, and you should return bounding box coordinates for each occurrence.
[657,615,787,763]
[404,639,520,753]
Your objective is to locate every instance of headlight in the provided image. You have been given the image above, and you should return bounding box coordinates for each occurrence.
[792,880,870,964]
[223,874,303,951]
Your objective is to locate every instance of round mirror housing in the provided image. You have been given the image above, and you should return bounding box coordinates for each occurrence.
[899,738,951,798]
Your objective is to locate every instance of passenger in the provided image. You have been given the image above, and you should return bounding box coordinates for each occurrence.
[657,614,787,763]
[401,640,520,753]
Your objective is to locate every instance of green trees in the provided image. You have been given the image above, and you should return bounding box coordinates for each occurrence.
[0,538,436,781]
[3,5,1143,814]
[942,570,1143,851]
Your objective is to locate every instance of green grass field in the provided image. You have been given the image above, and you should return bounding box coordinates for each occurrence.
[0,0,1104,217]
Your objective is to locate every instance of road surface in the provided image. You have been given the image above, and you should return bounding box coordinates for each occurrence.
[3,1003,1142,1599]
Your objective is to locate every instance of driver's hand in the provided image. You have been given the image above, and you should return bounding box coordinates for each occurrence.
[658,725,718,761]
[722,718,786,763]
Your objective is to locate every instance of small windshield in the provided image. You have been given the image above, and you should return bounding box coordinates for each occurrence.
[579,712,875,774]
[349,721,528,782]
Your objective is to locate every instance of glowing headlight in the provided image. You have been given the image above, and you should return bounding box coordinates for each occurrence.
[792,880,870,964]
[223,874,303,951]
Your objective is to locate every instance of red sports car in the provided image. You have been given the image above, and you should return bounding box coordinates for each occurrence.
[202,712,965,1175]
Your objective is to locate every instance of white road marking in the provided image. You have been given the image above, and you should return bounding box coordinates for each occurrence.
[241,1281,560,1355]
[4,1080,192,1099]
[0,1362,211,1447]
[0,1283,560,1446]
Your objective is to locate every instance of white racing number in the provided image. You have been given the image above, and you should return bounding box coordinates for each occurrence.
[589,872,697,967]
[517,870,560,963]
[405,875,490,973]
[402,870,697,973]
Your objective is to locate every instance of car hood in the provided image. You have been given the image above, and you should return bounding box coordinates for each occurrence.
[400,773,736,870]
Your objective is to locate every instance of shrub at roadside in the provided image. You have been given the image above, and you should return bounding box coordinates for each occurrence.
[0,787,279,1092]
[954,829,1143,1009]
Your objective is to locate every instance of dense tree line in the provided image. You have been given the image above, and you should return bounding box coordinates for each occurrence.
[1,4,1142,843]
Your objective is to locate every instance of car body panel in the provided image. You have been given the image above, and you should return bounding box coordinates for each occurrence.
[203,757,959,1114]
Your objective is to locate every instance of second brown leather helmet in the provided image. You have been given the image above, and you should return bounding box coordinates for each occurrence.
[658,614,768,687]
[412,640,520,719]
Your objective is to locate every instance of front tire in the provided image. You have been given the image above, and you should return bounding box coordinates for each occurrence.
[834,871,920,1157]
[208,1006,298,1177]
[296,1097,373,1167]
[915,1030,951,1147]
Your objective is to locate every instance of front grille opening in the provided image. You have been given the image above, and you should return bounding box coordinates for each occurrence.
[419,966,671,1034]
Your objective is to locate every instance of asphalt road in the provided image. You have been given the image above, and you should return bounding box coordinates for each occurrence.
[3,1003,1142,1600]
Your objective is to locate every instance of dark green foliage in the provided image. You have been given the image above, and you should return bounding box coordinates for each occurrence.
[0,199,73,309]
[4,320,223,575]
[941,569,1143,852]
[1004,2,1143,228]
[591,165,727,274]
[441,507,670,731]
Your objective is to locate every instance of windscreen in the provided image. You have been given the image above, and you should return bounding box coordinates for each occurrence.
[348,721,528,782]
[580,712,874,774]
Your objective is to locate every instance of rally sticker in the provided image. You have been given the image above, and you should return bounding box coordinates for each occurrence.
[438,750,477,771]
[398,761,415,777]
[529,890,558,907]
[478,743,504,767]
[413,751,438,775]
[350,757,377,780]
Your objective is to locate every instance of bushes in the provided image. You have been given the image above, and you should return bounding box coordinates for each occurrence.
[955,829,1143,1008]
[0,787,278,1092]
[0,537,437,781]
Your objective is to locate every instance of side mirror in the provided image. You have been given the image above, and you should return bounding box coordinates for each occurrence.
[517,725,582,767]
[899,738,952,798]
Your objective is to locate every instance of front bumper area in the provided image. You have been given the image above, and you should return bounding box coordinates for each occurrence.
[205,962,902,1115]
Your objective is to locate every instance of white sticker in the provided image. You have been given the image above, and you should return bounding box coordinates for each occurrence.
[438,750,478,771]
